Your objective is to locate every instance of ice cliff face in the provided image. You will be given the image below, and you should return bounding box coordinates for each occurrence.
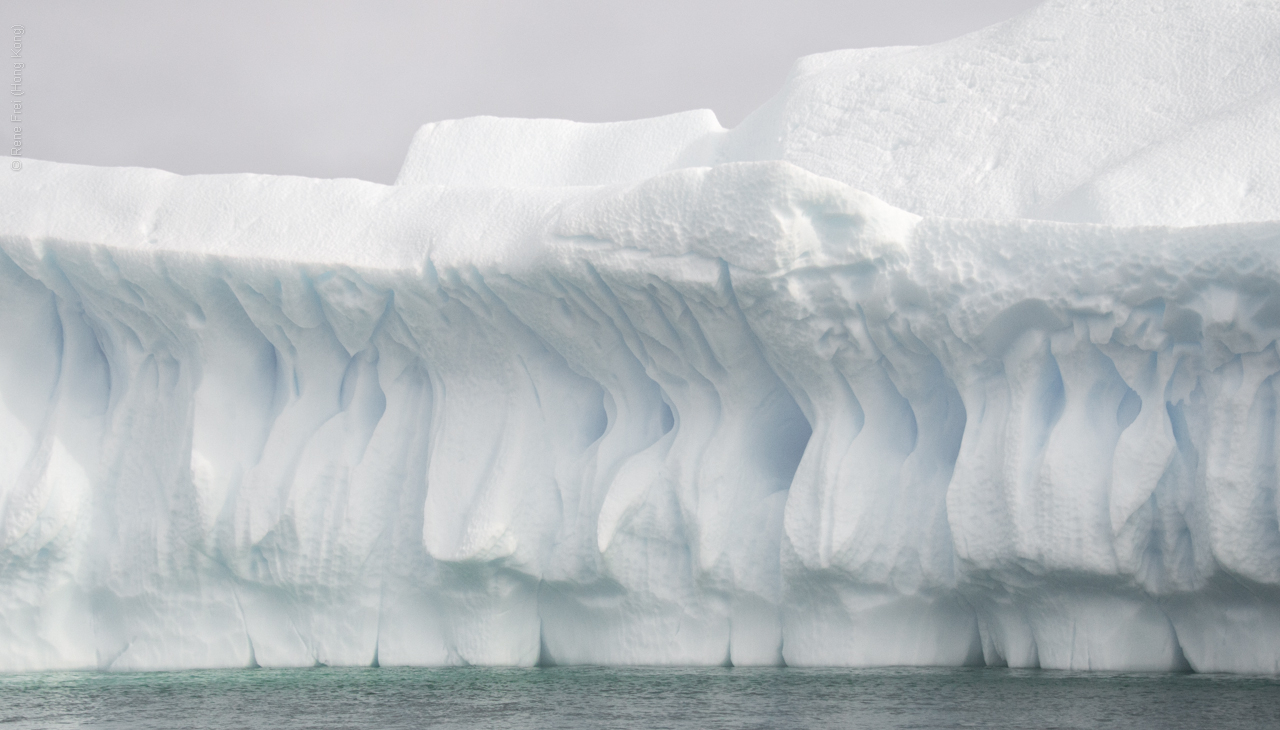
[3,0,1280,674]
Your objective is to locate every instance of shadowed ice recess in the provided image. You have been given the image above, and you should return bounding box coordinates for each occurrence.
[2,0,1280,674]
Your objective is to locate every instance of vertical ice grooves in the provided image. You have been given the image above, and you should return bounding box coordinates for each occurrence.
[2,157,1280,673]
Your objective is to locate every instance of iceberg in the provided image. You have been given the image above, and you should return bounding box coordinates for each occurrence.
[2,0,1279,674]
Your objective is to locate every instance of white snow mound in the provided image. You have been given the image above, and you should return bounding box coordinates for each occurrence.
[2,0,1280,674]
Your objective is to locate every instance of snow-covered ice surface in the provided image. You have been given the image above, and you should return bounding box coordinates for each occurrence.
[3,0,1280,674]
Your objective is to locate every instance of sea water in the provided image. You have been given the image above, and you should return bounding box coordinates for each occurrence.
[1,666,1277,729]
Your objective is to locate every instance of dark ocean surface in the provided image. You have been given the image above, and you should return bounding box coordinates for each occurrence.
[1,665,1277,729]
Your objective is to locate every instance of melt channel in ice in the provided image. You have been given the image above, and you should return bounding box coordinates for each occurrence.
[2,0,1280,674]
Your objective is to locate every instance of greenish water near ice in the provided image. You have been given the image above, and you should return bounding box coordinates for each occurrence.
[1,666,1277,729]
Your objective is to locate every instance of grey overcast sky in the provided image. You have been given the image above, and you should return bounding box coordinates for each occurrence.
[5,1,1041,183]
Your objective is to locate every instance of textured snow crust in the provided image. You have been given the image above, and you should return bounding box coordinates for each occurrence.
[3,0,1280,674]
[404,0,1280,225]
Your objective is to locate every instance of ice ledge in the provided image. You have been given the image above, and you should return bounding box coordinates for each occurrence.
[0,158,918,274]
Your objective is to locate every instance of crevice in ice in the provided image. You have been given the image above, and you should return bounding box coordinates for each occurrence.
[962,618,986,667]
[57,301,112,420]
[535,621,556,667]
[1169,626,1192,673]
[1039,352,1067,447]
[1116,388,1142,432]
[1162,307,1204,344]
[1165,401,1199,469]
[583,390,610,446]
[980,300,1069,358]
